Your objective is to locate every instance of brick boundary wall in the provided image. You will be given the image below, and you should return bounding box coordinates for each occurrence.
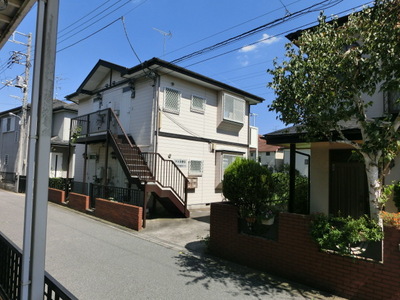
[48,188,66,204]
[95,198,143,231]
[67,192,89,213]
[210,202,400,300]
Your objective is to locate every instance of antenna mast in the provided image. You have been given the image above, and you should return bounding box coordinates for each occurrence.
[153,27,172,57]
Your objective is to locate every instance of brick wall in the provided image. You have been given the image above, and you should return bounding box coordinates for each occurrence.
[95,198,143,231]
[48,188,66,204]
[67,192,89,213]
[210,202,400,300]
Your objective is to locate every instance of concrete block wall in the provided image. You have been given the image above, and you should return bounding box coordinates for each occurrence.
[210,202,400,300]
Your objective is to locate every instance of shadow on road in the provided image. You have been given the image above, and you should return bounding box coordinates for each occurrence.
[174,251,337,299]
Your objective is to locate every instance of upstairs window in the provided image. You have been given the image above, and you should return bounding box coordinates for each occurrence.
[191,95,206,113]
[4,154,8,165]
[164,87,181,114]
[223,94,245,123]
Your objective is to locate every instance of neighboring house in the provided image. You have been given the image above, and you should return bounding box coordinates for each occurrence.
[66,58,263,217]
[0,100,77,192]
[250,135,310,176]
[250,135,284,171]
[49,100,78,178]
[265,17,399,218]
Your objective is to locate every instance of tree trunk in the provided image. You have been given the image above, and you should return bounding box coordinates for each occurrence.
[363,154,381,222]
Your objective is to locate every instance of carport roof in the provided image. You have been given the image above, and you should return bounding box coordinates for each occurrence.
[0,0,36,49]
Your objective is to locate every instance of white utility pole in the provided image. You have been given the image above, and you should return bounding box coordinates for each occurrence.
[8,31,32,192]
[20,0,59,298]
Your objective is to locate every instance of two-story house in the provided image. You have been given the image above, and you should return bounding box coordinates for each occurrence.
[0,100,77,192]
[66,58,263,217]
[265,13,400,218]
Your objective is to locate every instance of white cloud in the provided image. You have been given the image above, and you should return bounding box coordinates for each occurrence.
[239,33,280,53]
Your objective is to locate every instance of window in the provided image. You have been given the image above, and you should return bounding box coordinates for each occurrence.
[223,94,245,123]
[191,95,206,113]
[266,152,271,156]
[4,154,8,165]
[387,90,400,113]
[189,160,203,176]
[215,152,244,188]
[222,154,240,174]
[2,117,15,133]
[164,87,180,114]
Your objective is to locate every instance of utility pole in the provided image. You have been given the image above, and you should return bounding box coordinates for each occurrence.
[8,31,32,192]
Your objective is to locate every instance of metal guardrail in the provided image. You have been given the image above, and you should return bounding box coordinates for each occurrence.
[71,109,189,211]
[0,231,77,300]
[91,184,144,207]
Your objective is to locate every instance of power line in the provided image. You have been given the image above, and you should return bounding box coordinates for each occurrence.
[180,1,372,68]
[121,16,142,64]
[57,17,122,53]
[57,0,129,45]
[171,0,344,64]
[58,0,112,35]
[163,0,304,58]
[56,0,148,52]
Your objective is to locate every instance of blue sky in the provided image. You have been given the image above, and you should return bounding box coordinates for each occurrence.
[0,0,370,134]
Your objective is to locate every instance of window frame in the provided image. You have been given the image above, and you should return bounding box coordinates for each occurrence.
[190,94,206,114]
[188,159,203,176]
[163,87,181,114]
[222,93,245,124]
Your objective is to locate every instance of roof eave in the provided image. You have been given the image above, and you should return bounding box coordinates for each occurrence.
[123,58,264,104]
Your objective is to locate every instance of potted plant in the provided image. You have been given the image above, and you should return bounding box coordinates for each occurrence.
[261,208,276,225]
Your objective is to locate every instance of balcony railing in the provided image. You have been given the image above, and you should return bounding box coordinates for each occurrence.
[71,109,188,213]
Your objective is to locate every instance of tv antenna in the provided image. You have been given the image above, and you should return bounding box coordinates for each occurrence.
[153,27,172,57]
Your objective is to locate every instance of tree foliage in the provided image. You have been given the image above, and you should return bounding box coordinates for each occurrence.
[268,0,400,219]
[223,158,274,218]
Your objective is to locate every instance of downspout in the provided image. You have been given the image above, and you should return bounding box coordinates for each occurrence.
[152,73,160,153]
[104,110,110,185]
[289,143,296,213]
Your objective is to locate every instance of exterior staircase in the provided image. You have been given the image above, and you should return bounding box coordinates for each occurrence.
[106,109,190,217]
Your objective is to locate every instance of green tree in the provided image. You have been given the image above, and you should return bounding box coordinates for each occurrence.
[268,0,400,221]
[223,158,274,219]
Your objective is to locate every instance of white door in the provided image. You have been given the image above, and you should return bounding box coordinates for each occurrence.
[50,152,63,178]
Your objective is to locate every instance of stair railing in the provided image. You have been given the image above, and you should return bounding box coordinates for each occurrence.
[106,109,188,208]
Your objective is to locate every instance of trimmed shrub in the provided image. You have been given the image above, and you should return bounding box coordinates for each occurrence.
[223,158,273,219]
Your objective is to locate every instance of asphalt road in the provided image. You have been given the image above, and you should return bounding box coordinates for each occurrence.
[0,190,344,299]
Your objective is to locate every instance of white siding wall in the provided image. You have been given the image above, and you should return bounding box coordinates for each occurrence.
[157,136,247,205]
[129,78,154,151]
[156,74,251,205]
[158,75,249,145]
[310,143,330,214]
